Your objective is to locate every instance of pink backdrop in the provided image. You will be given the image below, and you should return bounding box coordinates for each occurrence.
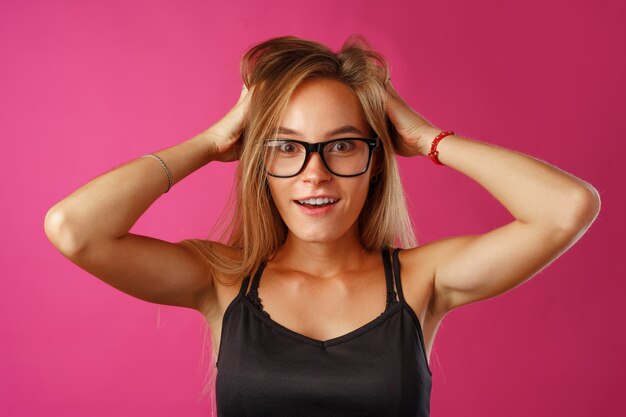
[1,0,623,416]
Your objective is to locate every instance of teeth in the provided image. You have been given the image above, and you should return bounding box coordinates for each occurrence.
[297,197,337,205]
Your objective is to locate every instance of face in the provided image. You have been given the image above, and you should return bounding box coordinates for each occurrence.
[266,78,377,244]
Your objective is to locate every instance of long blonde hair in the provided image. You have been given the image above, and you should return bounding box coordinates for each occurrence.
[187,34,418,286]
[192,35,420,410]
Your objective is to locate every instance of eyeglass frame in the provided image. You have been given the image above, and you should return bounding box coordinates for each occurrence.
[263,137,380,178]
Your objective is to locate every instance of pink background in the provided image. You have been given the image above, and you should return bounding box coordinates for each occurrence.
[1,0,623,416]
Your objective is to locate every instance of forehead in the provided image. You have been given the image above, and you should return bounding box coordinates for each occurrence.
[279,78,370,137]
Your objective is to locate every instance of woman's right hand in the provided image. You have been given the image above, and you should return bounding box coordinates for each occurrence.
[201,83,253,162]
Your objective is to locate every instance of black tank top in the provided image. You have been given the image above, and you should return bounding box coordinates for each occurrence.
[215,247,432,416]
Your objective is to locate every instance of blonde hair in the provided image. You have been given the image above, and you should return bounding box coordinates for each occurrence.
[188,34,418,289]
[191,35,420,409]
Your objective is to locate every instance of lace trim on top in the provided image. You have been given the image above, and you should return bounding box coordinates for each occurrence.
[247,288,271,318]
[245,249,399,319]
[385,290,399,312]
[246,260,271,318]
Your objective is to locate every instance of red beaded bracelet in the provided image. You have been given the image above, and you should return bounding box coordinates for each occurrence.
[427,130,455,165]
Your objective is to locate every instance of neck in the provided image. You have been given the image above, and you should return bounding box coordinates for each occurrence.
[272,227,373,278]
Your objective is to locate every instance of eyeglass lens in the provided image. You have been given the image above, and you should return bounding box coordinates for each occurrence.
[264,139,371,177]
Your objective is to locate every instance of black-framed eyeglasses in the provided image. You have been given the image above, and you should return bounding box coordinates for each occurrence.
[263,137,379,178]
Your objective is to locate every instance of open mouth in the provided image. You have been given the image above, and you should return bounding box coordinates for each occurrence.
[294,197,340,209]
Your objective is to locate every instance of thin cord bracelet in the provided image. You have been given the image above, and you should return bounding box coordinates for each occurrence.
[141,153,172,193]
[427,130,455,165]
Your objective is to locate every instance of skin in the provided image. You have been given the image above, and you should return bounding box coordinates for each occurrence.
[205,77,599,364]
[41,9,602,390]
[48,71,598,373]
[225,78,405,348]
[45,69,600,370]
[204,77,432,358]
[266,77,378,276]
[209,77,448,365]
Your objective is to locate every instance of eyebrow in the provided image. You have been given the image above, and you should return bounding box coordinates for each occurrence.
[276,125,368,137]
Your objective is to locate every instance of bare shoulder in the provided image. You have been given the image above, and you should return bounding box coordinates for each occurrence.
[397,241,457,319]
[400,236,476,318]
[398,240,474,360]
[186,240,244,319]
[396,245,437,308]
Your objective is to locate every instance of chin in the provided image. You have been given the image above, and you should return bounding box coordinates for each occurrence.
[289,229,343,243]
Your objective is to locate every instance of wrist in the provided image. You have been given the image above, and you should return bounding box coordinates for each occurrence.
[416,126,442,157]
[192,130,220,163]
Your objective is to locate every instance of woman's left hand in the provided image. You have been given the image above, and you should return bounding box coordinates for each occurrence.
[384,79,440,157]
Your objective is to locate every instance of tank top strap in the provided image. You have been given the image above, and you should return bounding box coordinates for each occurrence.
[381,247,399,310]
[237,259,267,296]
[238,274,251,297]
[391,247,408,304]
[245,259,270,317]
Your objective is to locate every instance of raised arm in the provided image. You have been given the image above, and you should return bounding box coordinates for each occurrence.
[384,79,601,317]
[44,84,252,316]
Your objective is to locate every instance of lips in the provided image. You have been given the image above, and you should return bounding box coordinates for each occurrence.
[293,199,339,216]
[295,195,340,203]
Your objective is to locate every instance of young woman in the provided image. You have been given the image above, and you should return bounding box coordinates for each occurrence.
[44,35,601,416]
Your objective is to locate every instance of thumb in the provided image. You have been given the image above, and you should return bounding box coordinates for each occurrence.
[385,79,405,105]
[237,83,249,103]
[385,81,404,125]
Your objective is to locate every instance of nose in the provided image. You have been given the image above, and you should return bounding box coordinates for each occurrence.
[300,151,332,183]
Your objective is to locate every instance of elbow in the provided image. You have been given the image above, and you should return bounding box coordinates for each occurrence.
[44,208,86,256]
[561,184,602,231]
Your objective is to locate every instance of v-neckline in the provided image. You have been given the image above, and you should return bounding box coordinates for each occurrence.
[240,248,402,348]
[240,293,403,348]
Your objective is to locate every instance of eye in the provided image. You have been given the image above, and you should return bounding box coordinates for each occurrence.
[329,140,355,153]
[278,141,300,153]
